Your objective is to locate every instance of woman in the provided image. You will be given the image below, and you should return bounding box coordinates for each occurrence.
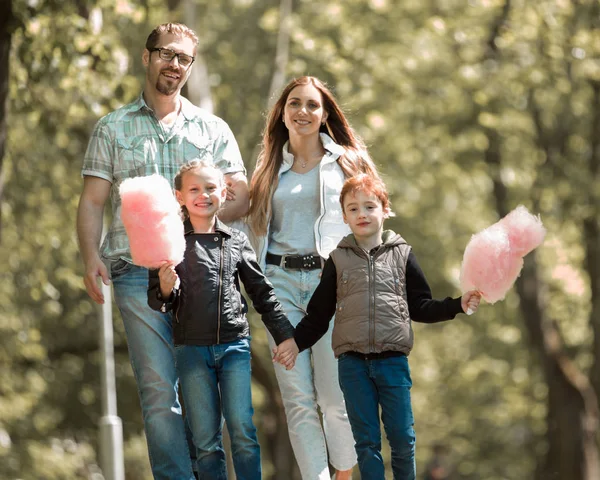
[247,76,380,480]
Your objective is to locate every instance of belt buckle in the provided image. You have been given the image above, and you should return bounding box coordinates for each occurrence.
[302,254,316,269]
[281,255,289,268]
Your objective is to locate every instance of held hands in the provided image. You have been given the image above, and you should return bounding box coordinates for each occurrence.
[272,338,299,370]
[158,263,178,299]
[461,290,482,316]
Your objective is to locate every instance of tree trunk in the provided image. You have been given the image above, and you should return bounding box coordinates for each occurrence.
[180,0,213,113]
[515,260,599,480]
[162,0,213,112]
[246,5,300,475]
[586,82,600,410]
[582,79,600,480]
[249,0,293,165]
[266,0,292,110]
[165,0,226,472]
[485,129,600,480]
[481,2,600,476]
[0,0,12,241]
[184,52,214,113]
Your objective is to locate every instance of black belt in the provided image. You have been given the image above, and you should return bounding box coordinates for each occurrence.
[266,252,323,270]
[344,351,407,360]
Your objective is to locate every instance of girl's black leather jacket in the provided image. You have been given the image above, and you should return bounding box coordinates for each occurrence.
[148,218,294,346]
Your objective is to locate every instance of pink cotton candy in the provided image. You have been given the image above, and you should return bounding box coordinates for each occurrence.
[119,174,185,269]
[459,205,546,304]
[499,205,546,257]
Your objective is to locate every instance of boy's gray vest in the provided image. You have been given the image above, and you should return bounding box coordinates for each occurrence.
[329,231,413,358]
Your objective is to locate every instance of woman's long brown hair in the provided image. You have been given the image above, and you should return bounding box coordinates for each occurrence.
[247,76,380,236]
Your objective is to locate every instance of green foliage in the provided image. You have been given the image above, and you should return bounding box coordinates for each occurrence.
[2,0,598,478]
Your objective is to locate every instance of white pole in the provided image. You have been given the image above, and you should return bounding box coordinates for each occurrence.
[98,280,125,480]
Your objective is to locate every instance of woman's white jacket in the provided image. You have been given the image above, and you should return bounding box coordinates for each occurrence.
[248,133,351,270]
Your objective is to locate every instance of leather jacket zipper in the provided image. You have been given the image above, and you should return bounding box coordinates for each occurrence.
[216,236,224,344]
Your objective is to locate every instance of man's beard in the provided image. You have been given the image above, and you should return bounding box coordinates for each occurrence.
[156,70,181,96]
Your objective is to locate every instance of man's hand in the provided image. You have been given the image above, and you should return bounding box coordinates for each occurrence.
[272,338,299,370]
[77,176,112,304]
[83,256,110,304]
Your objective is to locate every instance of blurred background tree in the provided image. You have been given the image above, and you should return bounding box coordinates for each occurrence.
[0,0,598,479]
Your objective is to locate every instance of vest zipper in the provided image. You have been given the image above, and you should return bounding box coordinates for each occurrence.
[369,253,376,351]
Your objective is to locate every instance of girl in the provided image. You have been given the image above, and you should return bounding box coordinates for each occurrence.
[246,76,380,479]
[148,160,297,479]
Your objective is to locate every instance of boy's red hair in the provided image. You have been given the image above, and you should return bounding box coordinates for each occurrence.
[340,174,393,215]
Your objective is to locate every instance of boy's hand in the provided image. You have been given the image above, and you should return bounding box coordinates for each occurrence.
[158,263,178,299]
[272,338,299,370]
[461,290,481,315]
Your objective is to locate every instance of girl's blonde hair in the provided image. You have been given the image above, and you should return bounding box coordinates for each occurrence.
[174,160,225,219]
[247,76,380,236]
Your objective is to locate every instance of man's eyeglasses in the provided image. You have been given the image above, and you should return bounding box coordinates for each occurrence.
[150,48,195,68]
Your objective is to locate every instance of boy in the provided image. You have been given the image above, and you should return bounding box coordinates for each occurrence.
[273,173,480,480]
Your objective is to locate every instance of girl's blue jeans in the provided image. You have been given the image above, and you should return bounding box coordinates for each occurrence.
[338,353,416,480]
[175,338,261,480]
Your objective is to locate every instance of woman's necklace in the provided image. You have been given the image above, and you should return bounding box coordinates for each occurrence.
[295,150,325,169]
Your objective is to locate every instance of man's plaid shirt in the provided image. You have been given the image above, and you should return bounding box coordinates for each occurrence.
[82,93,245,266]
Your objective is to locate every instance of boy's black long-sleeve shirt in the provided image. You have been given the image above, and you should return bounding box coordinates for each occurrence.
[294,251,464,352]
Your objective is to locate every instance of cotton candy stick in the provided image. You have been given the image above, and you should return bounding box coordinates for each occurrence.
[459,205,546,313]
[120,174,185,269]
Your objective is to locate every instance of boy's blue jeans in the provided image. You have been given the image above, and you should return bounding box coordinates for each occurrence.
[112,263,195,480]
[175,338,261,480]
[338,353,416,480]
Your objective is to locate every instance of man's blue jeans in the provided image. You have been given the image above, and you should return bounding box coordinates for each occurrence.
[112,262,195,480]
[338,353,416,480]
[175,338,261,480]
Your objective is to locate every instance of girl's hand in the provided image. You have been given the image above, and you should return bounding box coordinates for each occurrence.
[158,263,178,299]
[272,339,299,370]
[461,290,481,315]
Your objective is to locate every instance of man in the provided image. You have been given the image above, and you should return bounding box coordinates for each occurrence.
[77,23,248,479]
